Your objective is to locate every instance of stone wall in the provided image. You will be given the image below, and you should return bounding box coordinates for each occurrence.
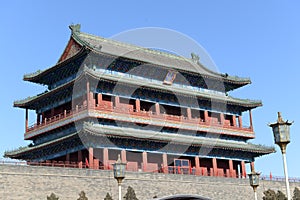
[0,164,299,200]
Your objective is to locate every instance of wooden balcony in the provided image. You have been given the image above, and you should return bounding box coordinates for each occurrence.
[26,103,253,138]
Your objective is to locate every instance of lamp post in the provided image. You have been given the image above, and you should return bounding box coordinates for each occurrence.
[248,171,260,200]
[269,112,293,200]
[113,154,127,200]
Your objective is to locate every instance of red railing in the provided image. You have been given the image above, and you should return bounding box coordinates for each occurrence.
[26,103,252,134]
[1,160,299,182]
[260,175,300,183]
[27,105,87,132]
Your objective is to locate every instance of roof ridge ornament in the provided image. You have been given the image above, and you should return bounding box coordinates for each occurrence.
[191,52,200,63]
[69,24,81,33]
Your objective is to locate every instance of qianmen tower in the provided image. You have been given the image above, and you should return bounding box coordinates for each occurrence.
[5,24,274,178]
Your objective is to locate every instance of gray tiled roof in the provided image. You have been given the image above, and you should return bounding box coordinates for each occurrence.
[14,67,261,109]
[83,123,275,154]
[72,26,250,84]
[4,123,275,158]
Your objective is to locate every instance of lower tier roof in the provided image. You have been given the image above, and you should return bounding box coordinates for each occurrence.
[5,123,275,161]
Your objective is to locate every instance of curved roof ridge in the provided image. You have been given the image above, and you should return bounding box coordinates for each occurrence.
[70,25,250,82]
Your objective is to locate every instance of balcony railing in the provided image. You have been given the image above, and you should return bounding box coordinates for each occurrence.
[2,160,299,182]
[27,105,87,132]
[26,103,253,134]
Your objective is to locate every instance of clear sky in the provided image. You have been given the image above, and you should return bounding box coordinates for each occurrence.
[1,1,300,178]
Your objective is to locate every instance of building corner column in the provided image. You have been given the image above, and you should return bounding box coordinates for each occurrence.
[249,110,253,130]
[187,108,192,119]
[229,159,234,178]
[195,156,200,175]
[212,158,218,176]
[135,99,140,112]
[241,161,246,178]
[204,110,209,123]
[155,103,160,115]
[121,149,127,163]
[220,113,225,125]
[142,151,148,172]
[162,153,168,174]
[25,108,28,132]
[232,115,237,127]
[103,148,109,170]
[88,147,94,169]
[238,115,243,128]
[250,161,255,172]
[78,150,82,168]
[115,96,120,107]
[86,80,90,110]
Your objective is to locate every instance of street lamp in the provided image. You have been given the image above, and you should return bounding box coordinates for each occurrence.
[248,171,260,200]
[113,154,127,200]
[269,112,293,200]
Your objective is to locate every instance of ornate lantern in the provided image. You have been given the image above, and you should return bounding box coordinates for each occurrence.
[248,171,260,188]
[112,154,127,200]
[269,112,293,200]
[269,112,293,153]
[248,171,260,200]
[113,154,126,185]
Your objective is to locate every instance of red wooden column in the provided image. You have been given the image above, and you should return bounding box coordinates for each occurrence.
[97,93,103,106]
[88,147,94,169]
[220,113,225,125]
[187,108,192,120]
[89,91,95,108]
[135,99,140,112]
[232,115,237,127]
[250,161,255,172]
[155,103,160,115]
[78,150,82,168]
[103,148,109,170]
[162,153,168,174]
[229,159,234,178]
[238,115,243,128]
[121,150,127,163]
[142,152,148,172]
[94,158,99,170]
[212,158,218,176]
[249,110,253,130]
[241,161,246,178]
[115,96,120,107]
[195,156,200,175]
[86,81,90,109]
[25,108,28,132]
[204,110,209,123]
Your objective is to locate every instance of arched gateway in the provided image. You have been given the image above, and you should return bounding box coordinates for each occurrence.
[154,194,211,200]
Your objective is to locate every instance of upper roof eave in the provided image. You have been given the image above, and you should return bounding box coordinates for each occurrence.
[22,47,88,84]
[14,67,262,110]
[21,25,251,90]
[70,24,251,87]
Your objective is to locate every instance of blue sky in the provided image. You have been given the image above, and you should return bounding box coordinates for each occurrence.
[1,1,300,178]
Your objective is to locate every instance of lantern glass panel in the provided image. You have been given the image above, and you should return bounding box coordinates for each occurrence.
[249,173,259,187]
[113,163,126,178]
[279,125,290,142]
